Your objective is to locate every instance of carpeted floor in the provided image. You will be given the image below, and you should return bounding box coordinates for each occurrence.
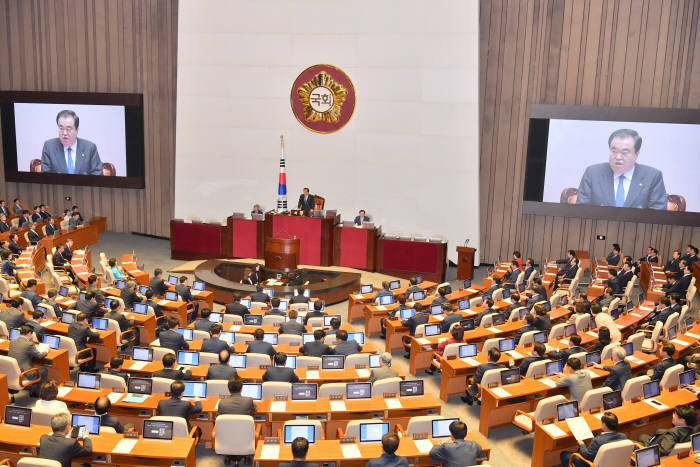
[91,232,533,467]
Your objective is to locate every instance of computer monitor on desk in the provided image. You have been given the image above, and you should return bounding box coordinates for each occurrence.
[128,377,153,395]
[359,422,389,443]
[241,383,262,400]
[143,419,173,440]
[346,382,371,399]
[284,425,315,444]
[4,406,31,427]
[432,418,459,438]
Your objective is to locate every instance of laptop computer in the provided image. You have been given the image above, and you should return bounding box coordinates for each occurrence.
[533,332,547,343]
[634,445,660,467]
[430,305,443,315]
[347,332,365,344]
[412,290,426,301]
[4,405,31,427]
[275,355,297,369]
[132,303,148,314]
[209,312,223,323]
[71,414,100,435]
[138,285,149,295]
[61,313,75,324]
[8,328,19,340]
[92,317,108,330]
[263,333,278,345]
[585,351,601,367]
[680,369,695,387]
[498,338,515,352]
[127,377,153,396]
[165,291,178,301]
[132,346,153,362]
[42,334,60,350]
[322,355,344,370]
[564,324,577,337]
[241,383,262,400]
[291,383,318,401]
[424,325,440,337]
[389,280,400,290]
[192,281,205,291]
[182,381,207,398]
[58,286,69,297]
[379,295,394,306]
[323,315,340,327]
[177,351,200,366]
[167,275,178,285]
[220,331,235,343]
[143,419,173,440]
[346,382,372,399]
[556,401,579,421]
[369,354,381,368]
[244,314,262,326]
[463,280,471,289]
[399,380,424,397]
[176,328,193,341]
[229,354,247,369]
[643,380,661,399]
[432,418,459,438]
[460,318,475,331]
[458,299,470,310]
[459,344,477,358]
[602,390,622,410]
[500,368,520,385]
[359,422,389,443]
[302,333,315,345]
[545,360,563,376]
[240,298,251,308]
[360,284,373,294]
[283,425,316,444]
[400,308,415,319]
[115,280,127,290]
[77,372,101,390]
[691,432,700,456]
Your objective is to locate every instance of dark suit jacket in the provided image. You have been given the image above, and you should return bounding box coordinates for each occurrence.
[63,245,73,261]
[297,194,315,211]
[159,329,189,352]
[225,302,249,316]
[577,431,627,461]
[39,433,93,467]
[265,308,285,317]
[194,318,214,332]
[206,363,237,381]
[9,336,47,371]
[103,368,128,383]
[665,258,681,274]
[290,295,310,304]
[262,366,299,383]
[120,289,140,309]
[153,367,192,380]
[25,319,46,343]
[603,360,632,391]
[67,322,100,350]
[150,277,170,297]
[41,137,102,175]
[334,340,361,356]
[606,253,620,266]
[576,163,666,209]
[279,321,305,336]
[143,299,162,317]
[100,413,124,433]
[300,340,334,357]
[0,307,29,329]
[246,340,275,356]
[21,289,42,308]
[366,453,410,467]
[18,215,31,227]
[45,223,59,236]
[72,299,101,319]
[31,212,41,222]
[303,310,326,325]
[428,439,485,467]
[175,283,194,302]
[201,337,233,354]
[651,357,676,381]
[250,292,270,303]
[0,221,10,233]
[519,355,546,376]
[53,251,67,268]
[156,397,202,428]
[27,229,40,243]
[473,362,504,384]
[353,215,370,225]
[401,313,430,336]
[104,310,133,331]
[217,394,256,416]
[8,241,20,255]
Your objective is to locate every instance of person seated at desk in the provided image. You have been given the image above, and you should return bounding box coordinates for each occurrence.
[333,329,362,356]
[372,281,392,303]
[35,380,69,414]
[250,285,270,304]
[246,328,275,356]
[426,325,466,375]
[515,313,537,345]
[217,376,256,417]
[251,204,263,216]
[280,437,318,467]
[44,216,59,236]
[555,257,579,291]
[664,263,693,296]
[641,246,659,263]
[326,317,341,335]
[354,209,370,226]
[21,278,42,309]
[95,396,124,434]
[157,380,202,430]
[594,287,615,310]
[0,214,10,233]
[533,303,552,334]
[44,288,63,318]
[638,405,697,456]
[104,356,128,383]
[519,342,547,376]
[647,296,673,326]
[606,243,621,266]
[405,277,422,299]
[587,327,611,354]
[297,187,315,212]
[248,264,262,285]
[440,303,462,333]
[154,352,193,380]
[225,292,249,317]
[554,357,592,403]
[194,307,215,332]
[39,412,93,467]
[263,352,299,383]
[606,261,633,295]
[11,198,22,215]
[682,244,698,265]
[591,303,621,342]
[0,199,8,217]
[485,277,502,297]
[17,209,31,227]
[389,294,410,319]
[300,329,334,357]
[68,313,100,372]
[85,274,105,305]
[504,292,523,315]
[176,275,199,318]
[560,412,627,467]
[303,300,326,324]
[30,205,42,222]
[68,211,82,230]
[462,347,505,405]
[650,342,676,381]
[120,281,141,310]
[206,348,238,380]
[26,309,46,343]
[7,233,21,255]
[142,289,163,318]
[26,222,41,244]
[549,334,584,363]
[159,316,190,352]
[593,346,631,391]
[107,257,125,280]
[566,302,589,326]
[429,420,485,467]
[503,261,521,290]
[432,286,450,306]
[9,324,48,397]
[279,309,305,336]
[367,432,409,467]
[401,303,429,358]
[1,251,20,279]
[150,268,170,297]
[664,250,682,276]
[202,324,234,354]
[104,299,135,332]
[265,298,285,317]
[474,298,498,327]
[72,290,101,320]
[369,352,398,384]
[290,288,310,304]
[0,297,29,329]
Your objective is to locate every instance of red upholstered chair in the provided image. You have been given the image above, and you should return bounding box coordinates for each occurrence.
[560,187,686,211]
[30,159,42,172]
[314,195,325,211]
[102,162,116,176]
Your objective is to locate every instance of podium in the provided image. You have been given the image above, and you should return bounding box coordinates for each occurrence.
[456,246,476,280]
[264,236,300,272]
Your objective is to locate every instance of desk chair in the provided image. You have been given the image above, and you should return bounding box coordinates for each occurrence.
[678,305,689,329]
[527,269,539,289]
[38,302,57,319]
[18,297,34,312]
[105,319,136,347]
[277,334,301,346]
[0,355,41,395]
[621,375,651,401]
[396,415,448,437]
[250,302,268,310]
[30,405,61,426]
[199,352,219,366]
[235,333,253,344]
[569,352,587,364]
[281,420,324,441]
[512,395,568,433]
[262,382,292,399]
[627,333,644,353]
[338,419,383,439]
[100,373,127,390]
[152,347,175,362]
[213,415,258,464]
[519,331,539,347]
[549,323,567,340]
[325,334,338,345]
[515,271,526,291]
[432,343,463,370]
[307,317,324,327]
[579,387,612,413]
[17,458,62,467]
[525,360,550,379]
[290,303,309,312]
[245,353,272,367]
[296,356,321,369]
[413,324,427,338]
[149,415,199,441]
[660,364,684,390]
[492,288,504,301]
[345,354,369,368]
[262,315,284,327]
[481,338,501,354]
[0,320,8,337]
[371,377,401,396]
[603,297,620,314]
[223,314,243,325]
[663,313,680,339]
[0,277,21,300]
[207,380,229,397]
[574,314,591,332]
[57,335,94,369]
[480,314,495,328]
[152,377,174,394]
[318,382,346,399]
[470,368,503,401]
[550,293,563,308]
[567,439,635,467]
[470,296,483,307]
[641,321,663,353]
[600,343,619,361]
[191,330,209,341]
[508,307,525,321]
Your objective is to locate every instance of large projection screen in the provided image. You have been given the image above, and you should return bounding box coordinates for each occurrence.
[175,0,480,263]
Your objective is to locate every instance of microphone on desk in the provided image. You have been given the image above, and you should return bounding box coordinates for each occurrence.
[464,239,470,246]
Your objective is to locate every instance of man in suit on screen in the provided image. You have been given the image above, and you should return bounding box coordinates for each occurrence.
[575,129,666,209]
[41,109,103,175]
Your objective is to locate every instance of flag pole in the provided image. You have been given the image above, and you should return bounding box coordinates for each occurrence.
[277,135,288,213]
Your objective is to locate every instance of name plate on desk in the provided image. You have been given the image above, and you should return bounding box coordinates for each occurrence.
[274,395,288,401]
[340,436,356,443]
[413,433,428,440]
[329,394,344,400]
[264,437,280,444]
[383,392,397,398]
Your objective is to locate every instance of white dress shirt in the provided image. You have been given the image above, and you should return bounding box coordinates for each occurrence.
[613,166,635,201]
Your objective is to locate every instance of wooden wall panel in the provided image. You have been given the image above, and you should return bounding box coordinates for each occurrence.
[0,0,176,237]
[480,0,700,265]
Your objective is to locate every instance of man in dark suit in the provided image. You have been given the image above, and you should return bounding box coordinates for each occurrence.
[120,281,141,310]
[156,380,202,429]
[31,206,42,223]
[280,437,318,467]
[641,246,659,263]
[432,286,450,306]
[665,264,693,296]
[11,199,22,215]
[401,303,429,336]
[549,334,585,363]
[68,212,82,230]
[17,210,31,227]
[175,276,199,321]
[201,324,234,355]
[217,376,256,417]
[367,433,409,467]
[503,261,521,290]
[279,310,305,336]
[251,204,264,216]
[682,245,698,265]
[0,214,10,233]
[353,209,370,226]
[637,405,696,457]
[0,298,29,329]
[560,412,627,467]
[154,352,192,380]
[104,300,135,332]
[67,312,100,371]
[648,296,674,326]
[85,274,105,305]
[250,285,270,304]
[263,352,300,382]
[7,234,21,255]
[665,250,682,276]
[519,342,547,376]
[25,310,46,343]
[607,262,633,295]
[651,343,676,381]
[595,347,632,391]
[265,298,285,316]
[21,278,43,309]
[606,244,621,266]
[44,288,63,318]
[9,324,48,396]
[194,308,215,332]
[63,239,74,261]
[39,204,51,220]
[95,396,124,433]
[297,187,315,211]
[103,356,129,383]
[303,300,326,324]
[523,258,535,282]
[333,330,362,356]
[245,328,275,356]
[159,317,190,352]
[27,222,41,244]
[555,258,579,290]
[206,349,238,380]
[575,129,666,209]
[372,281,393,303]
[440,303,462,333]
[429,421,485,467]
[40,109,103,175]
[515,313,538,345]
[39,413,93,467]
[44,217,60,236]
[225,293,249,316]
[150,268,170,297]
[462,347,504,405]
[299,329,334,357]
[0,200,9,218]
[1,251,20,279]
[532,304,551,334]
[142,289,163,318]
[290,288,310,304]
[405,277,422,298]
[475,298,499,326]
[72,291,101,320]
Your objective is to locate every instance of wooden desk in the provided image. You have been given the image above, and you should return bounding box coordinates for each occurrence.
[229,216,265,259]
[0,341,70,382]
[44,322,116,363]
[170,220,229,260]
[347,281,437,323]
[263,213,339,267]
[182,340,378,356]
[377,238,447,283]
[103,287,189,327]
[120,254,149,286]
[333,225,380,271]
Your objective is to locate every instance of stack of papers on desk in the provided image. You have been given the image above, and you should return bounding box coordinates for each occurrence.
[539,378,557,388]
[270,401,286,412]
[630,312,642,318]
[416,338,431,345]
[128,361,148,370]
[36,343,50,354]
[330,400,347,411]
[584,369,599,378]
[385,398,402,409]
[566,417,593,440]
[461,357,480,366]
[615,324,625,329]
[260,445,279,459]
[434,315,444,321]
[644,399,669,410]
[158,300,169,305]
[639,306,654,312]
[670,338,691,346]
[123,393,149,403]
[467,288,479,293]
[686,333,700,339]
[586,331,599,338]
[107,392,124,404]
[340,444,361,458]
[414,439,434,453]
[487,327,503,333]
[57,386,73,398]
[490,387,511,398]
[229,325,241,331]
[541,424,567,438]
[306,370,320,379]
[40,320,56,327]
[506,350,524,359]
[353,294,365,299]
[559,339,569,346]
[355,368,370,378]
[112,438,138,454]
[625,356,644,364]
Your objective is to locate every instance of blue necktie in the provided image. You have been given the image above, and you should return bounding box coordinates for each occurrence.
[67,148,74,174]
[615,175,625,207]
